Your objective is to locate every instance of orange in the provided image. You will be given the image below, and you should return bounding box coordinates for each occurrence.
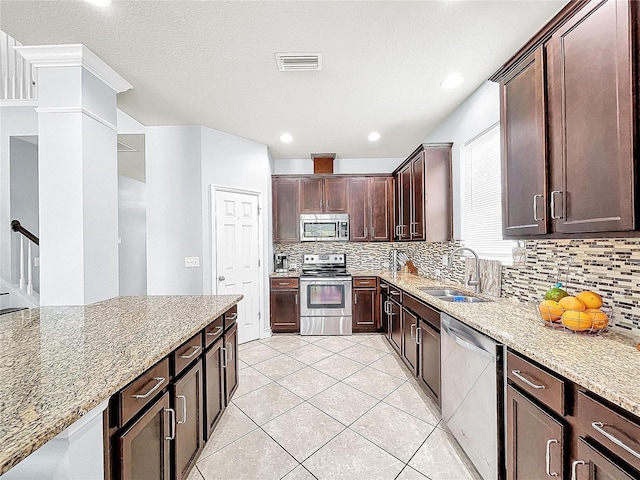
[558,296,586,312]
[539,300,563,321]
[575,291,604,310]
[562,310,593,331]
[585,308,609,330]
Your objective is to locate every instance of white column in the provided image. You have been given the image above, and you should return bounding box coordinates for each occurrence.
[15,45,132,306]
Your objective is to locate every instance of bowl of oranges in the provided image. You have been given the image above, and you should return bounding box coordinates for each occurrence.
[537,285,611,334]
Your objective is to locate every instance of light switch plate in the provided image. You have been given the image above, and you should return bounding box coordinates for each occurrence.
[185,257,200,268]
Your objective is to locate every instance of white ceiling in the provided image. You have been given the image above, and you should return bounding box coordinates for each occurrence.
[1,0,568,160]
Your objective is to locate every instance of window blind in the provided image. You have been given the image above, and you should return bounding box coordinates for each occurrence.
[460,123,518,263]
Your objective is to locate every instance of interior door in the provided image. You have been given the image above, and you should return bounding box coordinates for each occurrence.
[214,189,260,344]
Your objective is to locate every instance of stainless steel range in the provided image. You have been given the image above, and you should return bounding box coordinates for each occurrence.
[299,253,352,336]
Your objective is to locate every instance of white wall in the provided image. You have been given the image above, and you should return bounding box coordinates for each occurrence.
[423,81,499,238]
[145,126,203,295]
[272,157,403,174]
[118,175,147,296]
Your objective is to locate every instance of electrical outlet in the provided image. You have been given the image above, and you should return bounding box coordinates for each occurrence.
[289,262,298,270]
[185,257,200,268]
[441,255,449,267]
[435,268,441,277]
[34,256,40,267]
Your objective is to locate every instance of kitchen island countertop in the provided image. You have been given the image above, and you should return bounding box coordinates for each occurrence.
[0,294,242,476]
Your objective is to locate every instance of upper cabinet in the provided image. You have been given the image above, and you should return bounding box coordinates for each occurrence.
[272,177,299,243]
[348,176,394,242]
[394,143,453,242]
[299,177,348,214]
[493,0,638,238]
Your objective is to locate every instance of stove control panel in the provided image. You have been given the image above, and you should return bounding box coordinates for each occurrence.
[303,254,346,265]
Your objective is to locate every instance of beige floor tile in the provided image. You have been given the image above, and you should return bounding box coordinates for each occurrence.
[281,465,317,480]
[313,336,357,353]
[238,343,281,365]
[262,403,345,462]
[350,402,436,462]
[260,335,310,352]
[409,428,482,480]
[233,382,303,425]
[369,353,414,380]
[277,366,338,399]
[186,466,205,480]
[396,466,429,479]
[312,354,366,381]
[197,429,297,480]
[349,333,381,343]
[358,334,393,352]
[303,429,404,480]
[233,366,273,398]
[252,354,306,380]
[238,339,261,352]
[298,335,325,343]
[238,359,250,370]
[339,343,389,365]
[383,382,440,426]
[342,366,405,400]
[198,404,257,459]
[308,382,378,425]
[285,343,334,365]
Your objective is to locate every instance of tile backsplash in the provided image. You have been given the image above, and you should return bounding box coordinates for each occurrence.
[275,237,640,335]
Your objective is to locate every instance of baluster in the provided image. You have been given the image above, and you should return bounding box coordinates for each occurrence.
[19,236,25,290]
[27,241,33,295]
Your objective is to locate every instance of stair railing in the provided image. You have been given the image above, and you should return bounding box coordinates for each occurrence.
[11,220,38,296]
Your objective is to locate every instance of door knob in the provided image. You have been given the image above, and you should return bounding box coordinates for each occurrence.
[218,275,225,281]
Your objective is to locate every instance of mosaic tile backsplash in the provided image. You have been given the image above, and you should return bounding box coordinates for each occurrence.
[276,237,640,335]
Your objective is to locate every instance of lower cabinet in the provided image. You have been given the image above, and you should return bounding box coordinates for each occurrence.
[388,298,402,354]
[417,319,440,405]
[353,277,379,333]
[270,278,300,333]
[204,337,224,439]
[380,282,390,335]
[401,307,418,374]
[117,392,172,480]
[224,322,239,404]
[173,361,204,480]
[573,437,637,480]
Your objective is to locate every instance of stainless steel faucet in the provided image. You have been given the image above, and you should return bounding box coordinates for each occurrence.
[448,247,481,293]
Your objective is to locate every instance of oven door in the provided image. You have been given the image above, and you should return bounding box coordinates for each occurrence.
[300,277,353,317]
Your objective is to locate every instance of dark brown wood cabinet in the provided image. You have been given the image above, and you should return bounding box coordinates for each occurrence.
[299,178,324,213]
[299,177,348,214]
[572,437,637,480]
[418,319,440,405]
[348,177,368,242]
[348,176,394,242]
[352,277,379,333]
[388,291,402,354]
[204,337,224,439]
[270,277,299,333]
[400,307,418,374]
[379,282,390,336]
[223,322,238,405]
[272,177,299,242]
[397,163,412,241]
[324,177,348,212]
[173,362,204,480]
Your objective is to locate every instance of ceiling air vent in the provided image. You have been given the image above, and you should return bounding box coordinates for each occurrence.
[275,53,322,71]
[117,141,138,152]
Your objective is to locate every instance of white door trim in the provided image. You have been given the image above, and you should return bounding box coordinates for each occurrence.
[209,184,265,339]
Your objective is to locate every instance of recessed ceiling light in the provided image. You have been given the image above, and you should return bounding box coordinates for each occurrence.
[280,133,293,143]
[440,74,465,90]
[368,132,381,142]
[85,0,112,6]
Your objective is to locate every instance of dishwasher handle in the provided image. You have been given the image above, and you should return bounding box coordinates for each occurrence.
[442,322,495,361]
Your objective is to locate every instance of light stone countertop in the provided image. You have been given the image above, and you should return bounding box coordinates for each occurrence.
[0,294,242,476]
[370,271,640,417]
[269,271,300,278]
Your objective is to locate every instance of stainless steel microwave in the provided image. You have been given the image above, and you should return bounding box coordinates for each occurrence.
[300,214,349,242]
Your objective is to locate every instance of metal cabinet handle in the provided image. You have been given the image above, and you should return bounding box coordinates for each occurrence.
[533,194,543,221]
[278,282,290,285]
[218,275,225,281]
[571,460,585,480]
[395,225,401,237]
[221,347,228,368]
[227,313,238,321]
[511,370,546,389]
[180,345,201,359]
[132,377,165,399]
[390,290,400,296]
[410,323,416,339]
[545,439,558,477]
[164,408,176,441]
[550,191,562,220]
[384,301,391,314]
[592,422,640,459]
[371,226,375,237]
[359,281,371,285]
[227,342,233,361]
[416,325,422,345]
[177,395,187,425]
[207,326,223,336]
[295,293,298,305]
[364,226,368,238]
[354,294,357,305]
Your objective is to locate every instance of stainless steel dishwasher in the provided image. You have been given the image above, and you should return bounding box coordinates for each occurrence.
[441,313,504,480]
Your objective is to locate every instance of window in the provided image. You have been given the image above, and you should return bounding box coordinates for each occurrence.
[460,123,518,263]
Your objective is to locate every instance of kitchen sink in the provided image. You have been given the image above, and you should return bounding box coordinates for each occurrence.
[419,288,469,297]
[437,296,489,303]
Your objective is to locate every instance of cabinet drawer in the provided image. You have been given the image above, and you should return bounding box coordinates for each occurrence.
[119,358,170,426]
[224,305,238,329]
[173,334,203,377]
[388,286,403,303]
[354,277,377,288]
[576,390,640,470]
[204,315,224,348]
[404,294,440,330]
[507,351,566,415]
[270,278,299,289]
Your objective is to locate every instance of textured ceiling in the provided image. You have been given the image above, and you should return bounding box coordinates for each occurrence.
[0,1,568,159]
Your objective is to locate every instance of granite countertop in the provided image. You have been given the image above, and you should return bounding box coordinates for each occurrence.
[0,294,242,476]
[373,271,640,417]
[269,271,300,278]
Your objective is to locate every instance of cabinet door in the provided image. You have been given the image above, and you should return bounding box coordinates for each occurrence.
[348,177,369,241]
[299,178,324,213]
[500,46,548,237]
[353,288,377,332]
[118,392,171,480]
[399,165,412,240]
[370,177,393,241]
[389,300,402,353]
[270,289,300,332]
[174,362,204,480]
[204,338,224,439]
[424,146,453,242]
[507,384,565,479]
[380,292,390,336]
[572,437,637,480]
[272,178,299,242]
[401,308,418,374]
[418,320,440,405]
[324,177,348,213]
[548,0,634,233]
[410,154,425,240]
[224,323,239,405]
